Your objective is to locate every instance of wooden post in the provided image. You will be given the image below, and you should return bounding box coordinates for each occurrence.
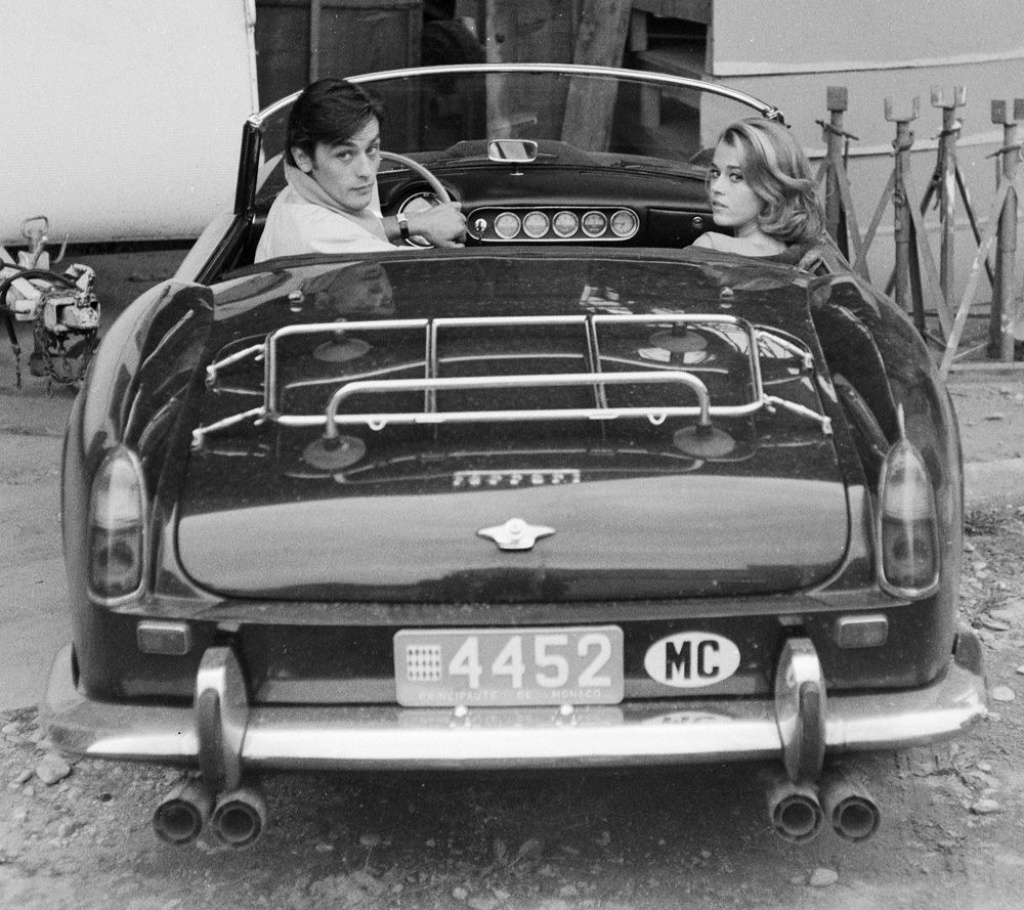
[930,86,967,308]
[309,0,322,83]
[816,88,870,279]
[886,97,921,329]
[938,178,1013,378]
[989,99,1022,361]
[823,86,848,255]
[572,0,632,66]
[561,0,633,149]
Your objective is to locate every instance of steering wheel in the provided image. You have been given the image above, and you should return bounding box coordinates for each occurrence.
[379,151,453,248]
[379,151,451,204]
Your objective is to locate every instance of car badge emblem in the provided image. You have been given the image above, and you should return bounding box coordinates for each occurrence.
[477,517,555,551]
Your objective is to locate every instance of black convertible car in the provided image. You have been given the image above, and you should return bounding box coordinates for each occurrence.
[43,64,986,849]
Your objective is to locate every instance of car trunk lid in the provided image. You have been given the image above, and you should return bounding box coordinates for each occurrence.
[175,253,850,602]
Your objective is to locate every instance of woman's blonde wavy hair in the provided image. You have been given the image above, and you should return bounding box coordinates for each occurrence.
[711,118,823,245]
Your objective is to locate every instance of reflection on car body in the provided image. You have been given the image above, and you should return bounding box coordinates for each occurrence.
[42,64,985,851]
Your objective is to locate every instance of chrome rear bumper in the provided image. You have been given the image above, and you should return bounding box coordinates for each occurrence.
[42,631,987,778]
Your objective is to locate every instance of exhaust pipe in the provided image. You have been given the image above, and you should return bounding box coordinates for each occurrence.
[765,768,824,844]
[210,786,268,848]
[820,768,881,842]
[153,779,215,845]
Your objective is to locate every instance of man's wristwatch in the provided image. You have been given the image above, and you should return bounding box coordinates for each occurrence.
[396,212,411,241]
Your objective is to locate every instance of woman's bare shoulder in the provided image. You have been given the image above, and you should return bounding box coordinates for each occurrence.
[691,232,787,257]
[690,231,722,249]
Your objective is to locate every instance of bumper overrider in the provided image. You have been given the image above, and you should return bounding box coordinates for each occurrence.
[42,632,987,785]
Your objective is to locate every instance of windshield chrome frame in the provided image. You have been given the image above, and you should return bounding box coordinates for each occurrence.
[250,63,783,126]
[234,63,784,217]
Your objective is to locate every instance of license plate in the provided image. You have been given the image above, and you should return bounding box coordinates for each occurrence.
[394,626,624,707]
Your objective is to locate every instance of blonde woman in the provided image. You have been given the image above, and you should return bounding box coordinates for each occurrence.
[691,118,823,258]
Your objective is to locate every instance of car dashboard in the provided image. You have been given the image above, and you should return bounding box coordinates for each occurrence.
[374,155,712,249]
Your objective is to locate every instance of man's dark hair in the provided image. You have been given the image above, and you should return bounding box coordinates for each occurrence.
[285,78,385,167]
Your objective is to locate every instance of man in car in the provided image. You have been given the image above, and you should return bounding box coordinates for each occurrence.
[255,78,466,261]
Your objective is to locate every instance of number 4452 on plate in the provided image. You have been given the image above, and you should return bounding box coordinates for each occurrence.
[394,626,624,707]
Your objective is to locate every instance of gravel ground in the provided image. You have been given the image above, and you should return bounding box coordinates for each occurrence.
[2,250,1023,908]
[2,504,1022,910]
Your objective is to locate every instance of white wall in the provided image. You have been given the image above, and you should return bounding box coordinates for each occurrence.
[712,0,1024,77]
[710,0,1024,316]
[1,0,259,244]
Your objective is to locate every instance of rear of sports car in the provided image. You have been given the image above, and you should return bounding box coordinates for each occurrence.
[45,250,986,847]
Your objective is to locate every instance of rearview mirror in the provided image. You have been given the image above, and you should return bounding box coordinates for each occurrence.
[487,139,538,163]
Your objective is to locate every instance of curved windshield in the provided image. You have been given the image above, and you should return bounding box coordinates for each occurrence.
[251,65,776,210]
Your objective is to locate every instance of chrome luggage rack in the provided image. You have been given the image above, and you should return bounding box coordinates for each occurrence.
[191,314,831,451]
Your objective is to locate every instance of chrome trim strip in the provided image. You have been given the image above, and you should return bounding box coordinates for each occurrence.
[250,63,779,126]
[763,396,833,435]
[204,342,265,386]
[774,638,827,782]
[193,313,836,448]
[191,406,265,447]
[195,647,249,791]
[43,637,987,770]
[321,369,712,436]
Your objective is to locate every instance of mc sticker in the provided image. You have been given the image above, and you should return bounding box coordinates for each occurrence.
[644,632,740,689]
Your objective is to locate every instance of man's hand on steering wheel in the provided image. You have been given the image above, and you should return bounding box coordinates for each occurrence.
[378,151,466,248]
[405,201,466,248]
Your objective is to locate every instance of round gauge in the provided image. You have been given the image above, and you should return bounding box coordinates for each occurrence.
[581,211,607,237]
[552,211,579,238]
[522,211,549,238]
[494,212,521,240]
[610,209,639,238]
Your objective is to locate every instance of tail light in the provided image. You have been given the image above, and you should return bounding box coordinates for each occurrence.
[876,417,939,598]
[87,446,148,603]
